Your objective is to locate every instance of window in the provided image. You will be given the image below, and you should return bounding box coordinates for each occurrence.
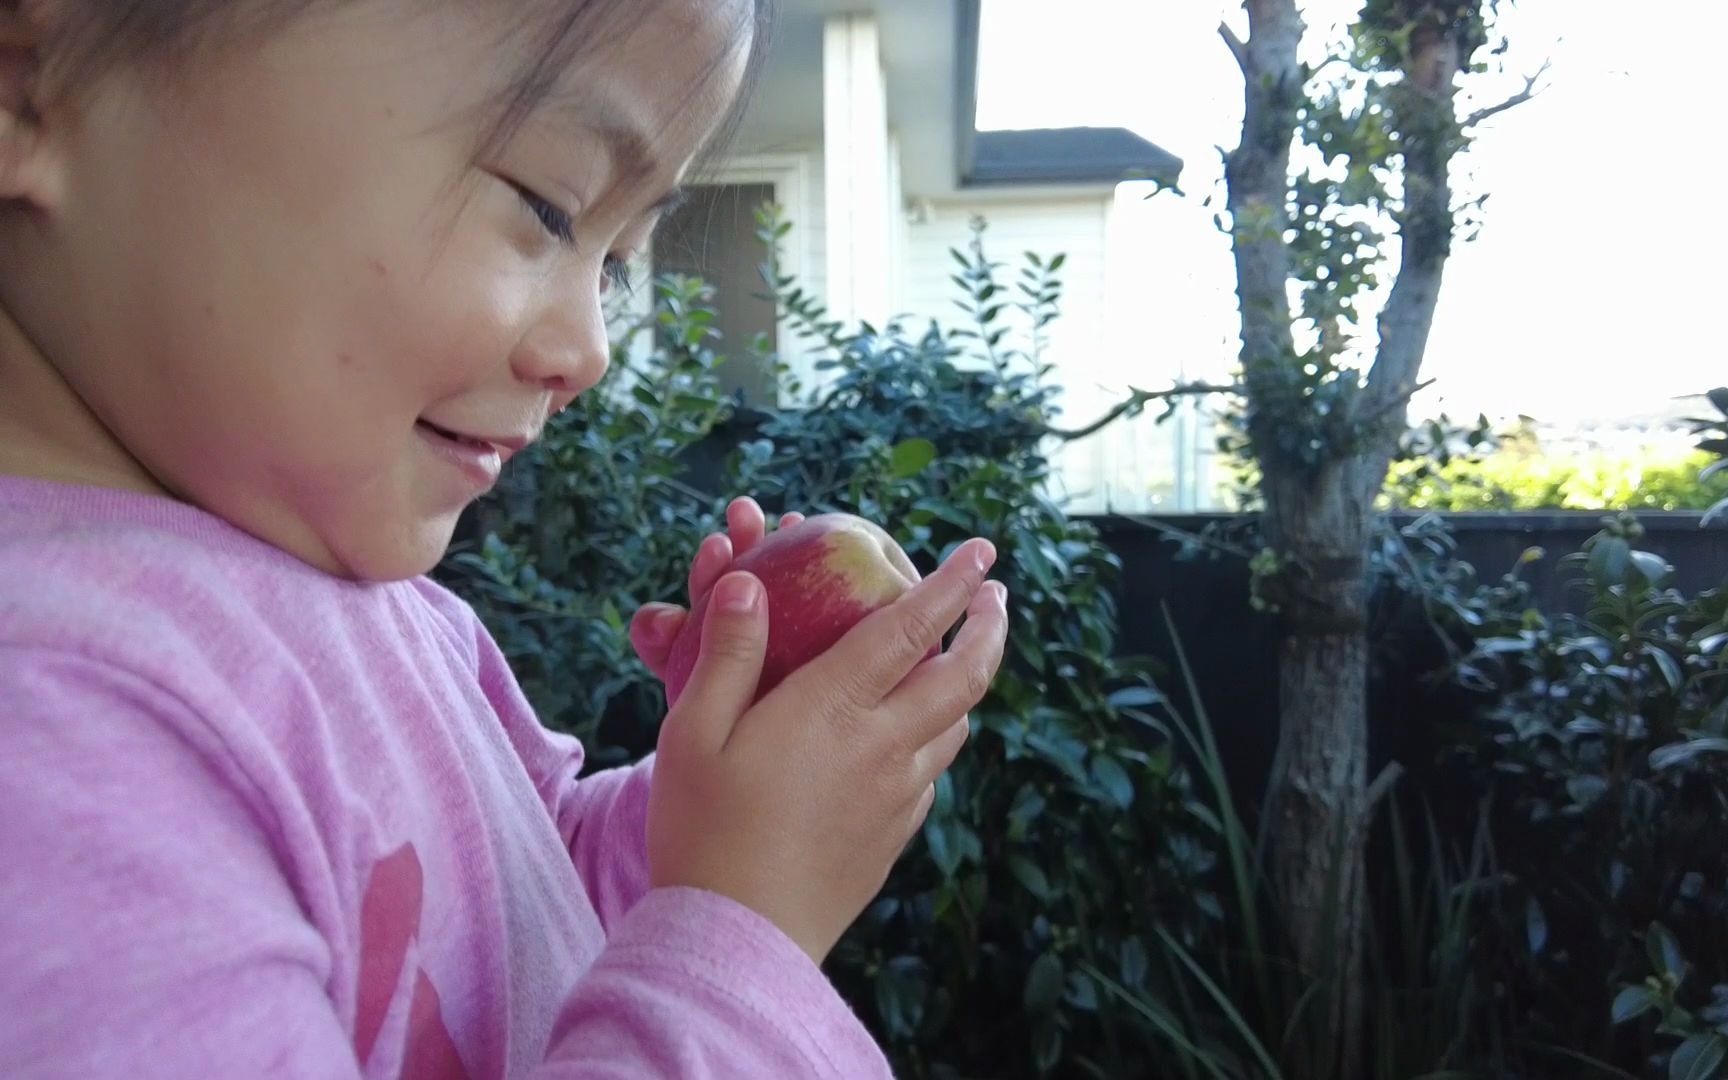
[652,183,779,408]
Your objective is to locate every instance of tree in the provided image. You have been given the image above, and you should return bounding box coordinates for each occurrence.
[1159,1,1543,1073]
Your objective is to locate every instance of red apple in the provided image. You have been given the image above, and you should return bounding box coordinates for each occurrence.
[663,513,936,707]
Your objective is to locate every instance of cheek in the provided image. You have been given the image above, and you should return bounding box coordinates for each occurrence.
[337,237,535,400]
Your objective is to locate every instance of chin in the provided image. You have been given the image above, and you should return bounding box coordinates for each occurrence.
[325,511,461,583]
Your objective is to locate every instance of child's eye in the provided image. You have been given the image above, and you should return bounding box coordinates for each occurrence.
[602,256,634,297]
[510,182,576,245]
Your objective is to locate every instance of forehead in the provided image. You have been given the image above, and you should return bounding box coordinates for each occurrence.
[527,0,753,165]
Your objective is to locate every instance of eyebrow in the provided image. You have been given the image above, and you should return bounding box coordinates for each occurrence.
[579,108,691,221]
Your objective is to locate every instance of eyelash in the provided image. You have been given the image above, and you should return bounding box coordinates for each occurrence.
[511,182,635,295]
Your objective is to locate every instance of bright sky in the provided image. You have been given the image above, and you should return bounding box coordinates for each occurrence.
[975,0,1727,428]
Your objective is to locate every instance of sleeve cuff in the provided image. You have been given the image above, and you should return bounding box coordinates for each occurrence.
[601,886,890,1078]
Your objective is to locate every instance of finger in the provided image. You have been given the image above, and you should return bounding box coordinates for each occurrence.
[726,497,768,558]
[659,571,767,755]
[629,603,687,680]
[688,532,734,605]
[913,716,972,791]
[881,581,1008,746]
[908,783,938,836]
[779,511,805,529]
[805,538,996,709]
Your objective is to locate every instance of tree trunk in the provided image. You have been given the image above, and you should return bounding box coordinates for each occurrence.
[1261,465,1374,1076]
[1222,3,1468,1075]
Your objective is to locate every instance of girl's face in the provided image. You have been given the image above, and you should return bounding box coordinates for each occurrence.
[0,0,751,579]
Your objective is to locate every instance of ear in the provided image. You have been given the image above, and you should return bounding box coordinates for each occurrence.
[0,0,67,210]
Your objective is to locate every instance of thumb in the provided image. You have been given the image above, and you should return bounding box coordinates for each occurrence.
[660,571,767,757]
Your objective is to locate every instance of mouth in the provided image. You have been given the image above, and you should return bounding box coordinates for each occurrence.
[417,419,499,454]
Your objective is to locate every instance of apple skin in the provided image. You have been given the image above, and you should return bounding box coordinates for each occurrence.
[663,513,935,708]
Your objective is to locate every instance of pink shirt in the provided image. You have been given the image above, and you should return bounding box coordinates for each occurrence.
[0,476,890,1079]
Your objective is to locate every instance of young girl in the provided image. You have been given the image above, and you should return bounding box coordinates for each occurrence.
[0,0,1009,1076]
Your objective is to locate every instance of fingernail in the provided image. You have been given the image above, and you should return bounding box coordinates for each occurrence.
[974,541,998,575]
[650,609,679,640]
[991,581,1009,608]
[715,574,761,615]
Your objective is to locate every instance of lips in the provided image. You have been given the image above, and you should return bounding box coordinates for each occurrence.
[418,420,495,452]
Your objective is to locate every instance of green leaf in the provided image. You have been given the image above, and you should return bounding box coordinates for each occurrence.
[1032,1016,1063,1072]
[1651,738,1728,772]
[1630,549,1674,585]
[1007,784,1047,840]
[873,959,928,1041]
[1526,895,1548,956]
[889,437,938,479]
[1612,985,1661,1024]
[1091,754,1135,809]
[1024,951,1064,1013]
[1108,686,1162,710]
[1649,923,1687,982]
[1589,536,1632,584]
[1008,854,1054,900]
[1669,1034,1728,1080]
[1065,971,1099,1011]
[1120,937,1149,989]
[1649,647,1685,694]
[924,817,960,878]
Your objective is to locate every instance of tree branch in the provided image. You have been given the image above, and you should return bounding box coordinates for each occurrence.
[1046,382,1241,442]
[1125,514,1258,561]
[1219,21,1249,76]
[1225,0,1303,477]
[1358,377,1437,432]
[1358,23,1465,504]
[1465,60,1551,128]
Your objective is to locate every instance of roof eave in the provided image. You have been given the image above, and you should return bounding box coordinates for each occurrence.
[953,0,1184,193]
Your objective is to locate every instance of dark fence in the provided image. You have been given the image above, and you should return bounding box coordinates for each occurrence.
[1087,512,1728,801]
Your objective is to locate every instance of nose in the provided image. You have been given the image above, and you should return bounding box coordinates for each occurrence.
[511,281,611,406]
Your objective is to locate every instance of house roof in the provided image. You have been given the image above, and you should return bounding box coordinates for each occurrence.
[965,127,1184,188]
[953,1,1182,191]
[734,0,1182,198]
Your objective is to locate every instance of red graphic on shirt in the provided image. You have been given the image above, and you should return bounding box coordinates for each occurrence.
[354,844,471,1080]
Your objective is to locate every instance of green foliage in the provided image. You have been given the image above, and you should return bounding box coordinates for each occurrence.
[738,215,1212,1078]
[1427,513,1728,1076]
[442,212,1215,1077]
[1687,388,1728,525]
[435,178,1728,1080]
[1081,620,1497,1080]
[1612,922,1728,1080]
[1385,422,1728,513]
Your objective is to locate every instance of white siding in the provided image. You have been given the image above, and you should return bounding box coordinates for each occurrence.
[898,196,1179,514]
[800,149,829,335]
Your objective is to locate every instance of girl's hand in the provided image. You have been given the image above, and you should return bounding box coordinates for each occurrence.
[629,497,804,683]
[647,535,1008,965]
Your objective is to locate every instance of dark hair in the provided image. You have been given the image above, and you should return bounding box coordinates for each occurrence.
[51,0,774,173]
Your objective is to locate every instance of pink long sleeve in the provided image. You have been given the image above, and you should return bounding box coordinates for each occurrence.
[0,476,891,1079]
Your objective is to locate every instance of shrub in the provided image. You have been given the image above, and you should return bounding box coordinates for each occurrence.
[1385,423,1728,513]
[1430,514,1728,1076]
[440,213,1210,1077]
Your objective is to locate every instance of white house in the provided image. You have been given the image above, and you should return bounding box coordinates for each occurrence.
[626,0,1194,514]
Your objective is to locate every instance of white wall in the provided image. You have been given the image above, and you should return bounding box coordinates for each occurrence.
[898,195,1183,514]
[612,160,1204,514]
